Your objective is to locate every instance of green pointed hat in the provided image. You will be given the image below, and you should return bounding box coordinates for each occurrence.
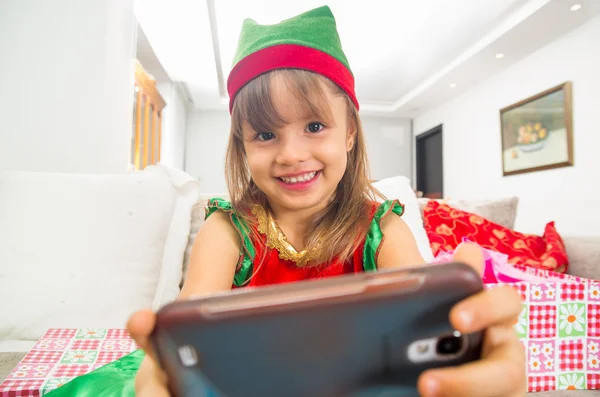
[227,5,358,112]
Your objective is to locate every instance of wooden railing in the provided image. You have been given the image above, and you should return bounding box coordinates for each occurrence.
[131,60,166,170]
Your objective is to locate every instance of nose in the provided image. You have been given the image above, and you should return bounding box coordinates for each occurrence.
[275,135,310,166]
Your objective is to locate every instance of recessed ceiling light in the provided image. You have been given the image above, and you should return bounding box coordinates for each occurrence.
[496,53,505,59]
[570,4,582,11]
[449,83,457,88]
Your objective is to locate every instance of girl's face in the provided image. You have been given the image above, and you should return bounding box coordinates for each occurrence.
[242,73,355,213]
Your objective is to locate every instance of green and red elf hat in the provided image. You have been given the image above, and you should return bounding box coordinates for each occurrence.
[226,5,359,113]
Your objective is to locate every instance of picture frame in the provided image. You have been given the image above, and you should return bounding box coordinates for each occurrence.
[499,81,574,176]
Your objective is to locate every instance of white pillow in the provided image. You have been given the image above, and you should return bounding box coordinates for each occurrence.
[372,176,434,262]
[0,165,200,341]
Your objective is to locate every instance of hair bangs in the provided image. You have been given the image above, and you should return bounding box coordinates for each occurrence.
[277,69,334,125]
[233,69,335,137]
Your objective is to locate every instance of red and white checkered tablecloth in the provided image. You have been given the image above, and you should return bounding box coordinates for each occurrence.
[0,328,138,396]
[487,265,600,392]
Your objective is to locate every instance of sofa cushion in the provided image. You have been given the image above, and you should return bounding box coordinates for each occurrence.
[418,196,519,229]
[423,200,568,273]
[373,176,434,262]
[562,236,600,280]
[0,165,200,341]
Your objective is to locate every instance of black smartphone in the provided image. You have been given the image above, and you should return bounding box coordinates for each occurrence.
[151,262,484,397]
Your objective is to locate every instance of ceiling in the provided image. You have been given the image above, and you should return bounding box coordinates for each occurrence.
[135,26,170,84]
[134,0,600,118]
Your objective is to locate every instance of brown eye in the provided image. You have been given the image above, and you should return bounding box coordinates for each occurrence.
[307,123,324,133]
[256,132,275,141]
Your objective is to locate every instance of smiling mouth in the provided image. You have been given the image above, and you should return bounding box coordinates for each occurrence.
[276,171,319,184]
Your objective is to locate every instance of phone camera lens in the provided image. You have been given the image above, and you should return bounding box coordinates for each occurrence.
[436,335,463,355]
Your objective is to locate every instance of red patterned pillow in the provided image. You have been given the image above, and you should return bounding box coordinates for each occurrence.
[423,200,568,273]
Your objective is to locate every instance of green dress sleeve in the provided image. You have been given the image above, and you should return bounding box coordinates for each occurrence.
[205,198,255,287]
[362,199,405,272]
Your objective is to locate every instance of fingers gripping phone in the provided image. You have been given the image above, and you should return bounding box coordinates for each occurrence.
[151,262,484,397]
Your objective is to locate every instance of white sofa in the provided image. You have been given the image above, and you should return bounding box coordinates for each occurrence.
[0,165,202,351]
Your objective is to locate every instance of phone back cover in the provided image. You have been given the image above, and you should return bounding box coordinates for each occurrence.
[153,263,483,397]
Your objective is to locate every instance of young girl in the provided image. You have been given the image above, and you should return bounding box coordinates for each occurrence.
[48,6,525,397]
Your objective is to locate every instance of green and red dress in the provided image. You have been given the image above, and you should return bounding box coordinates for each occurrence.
[206,198,404,287]
[45,198,404,397]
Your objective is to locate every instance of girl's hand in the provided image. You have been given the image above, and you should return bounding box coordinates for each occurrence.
[127,309,171,397]
[418,243,527,397]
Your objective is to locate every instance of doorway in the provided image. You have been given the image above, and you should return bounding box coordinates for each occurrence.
[416,125,443,199]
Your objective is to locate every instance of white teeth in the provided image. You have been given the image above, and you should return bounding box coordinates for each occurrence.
[279,171,317,183]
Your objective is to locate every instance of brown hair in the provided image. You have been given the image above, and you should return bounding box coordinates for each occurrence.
[225,69,381,269]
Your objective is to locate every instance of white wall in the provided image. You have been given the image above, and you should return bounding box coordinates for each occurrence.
[186,110,231,194]
[414,16,600,236]
[361,116,412,181]
[157,83,187,170]
[185,110,413,194]
[0,0,135,174]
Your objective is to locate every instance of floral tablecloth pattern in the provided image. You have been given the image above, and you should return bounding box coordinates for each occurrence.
[488,265,600,392]
[0,328,137,396]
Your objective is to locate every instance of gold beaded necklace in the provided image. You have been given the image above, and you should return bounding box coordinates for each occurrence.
[251,204,322,267]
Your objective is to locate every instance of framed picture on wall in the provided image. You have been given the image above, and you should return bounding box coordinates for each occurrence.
[499,81,574,176]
